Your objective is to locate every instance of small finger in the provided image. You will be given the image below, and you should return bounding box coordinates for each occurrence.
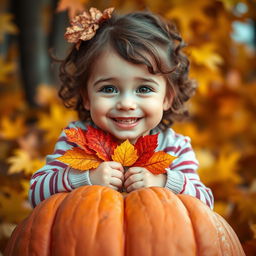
[110,177,123,187]
[125,167,142,179]
[112,169,124,181]
[108,161,124,172]
[124,173,143,188]
[127,181,144,193]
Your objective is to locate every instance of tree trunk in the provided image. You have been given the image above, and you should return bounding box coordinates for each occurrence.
[12,0,52,106]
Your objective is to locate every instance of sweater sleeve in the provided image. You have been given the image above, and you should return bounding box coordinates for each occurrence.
[157,129,214,209]
[28,121,92,208]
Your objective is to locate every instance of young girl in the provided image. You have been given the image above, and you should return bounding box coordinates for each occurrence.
[29,7,214,209]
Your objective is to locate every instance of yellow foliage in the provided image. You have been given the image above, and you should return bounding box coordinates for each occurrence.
[0,187,32,223]
[0,116,27,140]
[189,43,224,71]
[165,0,211,39]
[7,149,44,176]
[197,149,242,185]
[112,140,138,166]
[37,103,77,142]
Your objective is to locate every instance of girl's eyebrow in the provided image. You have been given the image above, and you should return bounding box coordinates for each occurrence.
[93,77,116,86]
[135,77,159,85]
[93,77,159,86]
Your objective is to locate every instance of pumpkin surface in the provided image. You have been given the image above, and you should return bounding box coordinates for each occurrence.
[4,185,245,256]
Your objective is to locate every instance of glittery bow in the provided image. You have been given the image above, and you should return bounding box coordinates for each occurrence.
[64,7,114,50]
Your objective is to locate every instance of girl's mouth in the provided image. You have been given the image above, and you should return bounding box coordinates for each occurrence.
[111,117,142,128]
[112,118,141,124]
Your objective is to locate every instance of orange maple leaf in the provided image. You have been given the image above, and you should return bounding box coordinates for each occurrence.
[57,148,101,170]
[137,151,176,174]
[86,126,118,161]
[112,140,138,166]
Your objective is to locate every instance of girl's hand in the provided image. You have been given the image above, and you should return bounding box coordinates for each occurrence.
[124,167,167,193]
[89,161,124,191]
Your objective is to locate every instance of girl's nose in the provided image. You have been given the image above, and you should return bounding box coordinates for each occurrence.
[116,94,137,110]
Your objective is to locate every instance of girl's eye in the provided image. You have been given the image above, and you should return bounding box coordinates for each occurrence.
[99,86,118,93]
[137,86,153,94]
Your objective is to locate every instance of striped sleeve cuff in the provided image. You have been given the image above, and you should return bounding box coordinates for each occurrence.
[68,167,92,188]
[165,169,185,194]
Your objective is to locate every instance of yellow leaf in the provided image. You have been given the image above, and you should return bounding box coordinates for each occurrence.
[0,187,32,223]
[140,151,176,174]
[0,14,18,42]
[37,103,77,142]
[7,149,44,175]
[112,140,138,166]
[57,148,101,170]
[165,0,211,39]
[197,149,242,185]
[0,116,27,140]
[189,44,224,71]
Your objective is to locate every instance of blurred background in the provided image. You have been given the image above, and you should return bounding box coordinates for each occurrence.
[0,0,256,254]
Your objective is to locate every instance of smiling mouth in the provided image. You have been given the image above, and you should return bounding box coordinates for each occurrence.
[111,118,142,124]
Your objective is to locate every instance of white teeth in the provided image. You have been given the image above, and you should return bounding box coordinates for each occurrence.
[114,118,138,124]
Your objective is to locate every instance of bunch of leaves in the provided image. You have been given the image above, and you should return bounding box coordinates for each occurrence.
[57,126,176,174]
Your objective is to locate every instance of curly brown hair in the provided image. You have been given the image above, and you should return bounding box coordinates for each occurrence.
[58,10,197,130]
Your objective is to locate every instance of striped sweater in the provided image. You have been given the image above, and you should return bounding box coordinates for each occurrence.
[29,121,214,209]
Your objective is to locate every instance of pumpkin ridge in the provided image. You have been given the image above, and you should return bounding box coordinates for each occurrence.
[178,194,225,255]
[4,216,28,255]
[213,213,245,255]
[93,186,106,244]
[176,194,200,255]
[47,193,68,256]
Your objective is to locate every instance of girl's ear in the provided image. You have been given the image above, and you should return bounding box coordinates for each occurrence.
[83,99,90,110]
[163,90,173,111]
[82,91,90,110]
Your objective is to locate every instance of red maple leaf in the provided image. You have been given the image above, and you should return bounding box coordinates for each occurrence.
[85,126,118,161]
[132,133,159,167]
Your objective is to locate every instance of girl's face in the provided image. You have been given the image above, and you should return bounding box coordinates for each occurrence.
[84,48,172,144]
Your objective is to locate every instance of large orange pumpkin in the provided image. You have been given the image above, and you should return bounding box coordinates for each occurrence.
[5,185,245,256]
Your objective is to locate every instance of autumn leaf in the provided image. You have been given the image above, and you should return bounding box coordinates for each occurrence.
[37,103,77,142]
[86,126,118,161]
[165,0,211,39]
[112,140,138,166]
[0,116,27,140]
[197,149,242,186]
[7,149,44,175]
[0,187,32,223]
[137,151,176,174]
[133,133,158,166]
[189,43,223,71]
[65,128,94,154]
[57,147,101,170]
